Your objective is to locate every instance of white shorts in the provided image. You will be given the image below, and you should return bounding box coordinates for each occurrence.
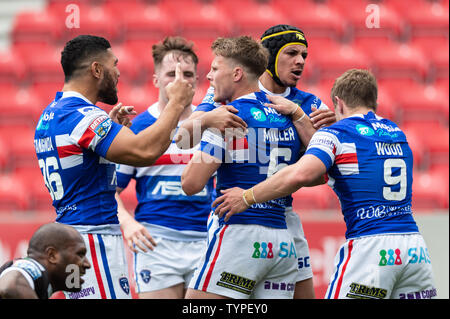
[325,233,437,299]
[285,208,313,282]
[64,233,131,299]
[189,214,298,299]
[134,236,207,293]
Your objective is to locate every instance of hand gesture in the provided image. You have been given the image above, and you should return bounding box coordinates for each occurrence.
[109,102,137,127]
[165,62,195,109]
[309,106,336,129]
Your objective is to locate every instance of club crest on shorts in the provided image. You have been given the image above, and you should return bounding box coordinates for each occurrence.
[119,277,130,294]
[140,269,151,284]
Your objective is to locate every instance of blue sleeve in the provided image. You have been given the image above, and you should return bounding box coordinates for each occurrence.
[304,147,333,170]
[194,103,216,113]
[95,121,122,158]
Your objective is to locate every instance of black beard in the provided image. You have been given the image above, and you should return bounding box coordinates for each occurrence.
[98,70,118,105]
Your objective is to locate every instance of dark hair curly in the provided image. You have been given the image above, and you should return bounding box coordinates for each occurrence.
[61,35,111,82]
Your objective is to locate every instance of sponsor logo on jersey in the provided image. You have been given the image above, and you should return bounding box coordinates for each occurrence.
[263,280,295,291]
[379,248,403,266]
[216,271,256,295]
[89,116,111,138]
[346,283,387,299]
[356,124,375,136]
[250,107,267,122]
[399,288,437,299]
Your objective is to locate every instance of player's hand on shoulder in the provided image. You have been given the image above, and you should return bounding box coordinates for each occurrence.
[309,106,336,129]
[265,94,299,115]
[165,62,195,109]
[205,105,248,135]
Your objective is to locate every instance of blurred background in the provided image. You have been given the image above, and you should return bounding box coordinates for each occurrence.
[0,0,448,298]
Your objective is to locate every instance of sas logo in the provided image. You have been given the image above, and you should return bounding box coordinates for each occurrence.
[356,124,374,136]
[252,241,297,259]
[379,248,402,266]
[250,107,266,122]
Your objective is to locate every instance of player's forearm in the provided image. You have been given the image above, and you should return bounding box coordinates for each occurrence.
[175,111,206,149]
[292,113,316,148]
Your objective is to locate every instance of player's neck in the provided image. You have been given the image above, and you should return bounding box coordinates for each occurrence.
[62,81,98,105]
[344,106,374,118]
[230,81,260,102]
[259,72,286,94]
[157,98,192,121]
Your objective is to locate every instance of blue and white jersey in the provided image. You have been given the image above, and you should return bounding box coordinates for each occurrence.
[200,91,302,229]
[116,103,214,241]
[305,111,419,239]
[34,91,122,231]
[195,83,329,115]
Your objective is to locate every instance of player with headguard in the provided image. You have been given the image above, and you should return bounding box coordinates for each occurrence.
[181,36,319,299]
[115,36,214,299]
[213,69,437,299]
[33,35,194,299]
[177,24,336,299]
[0,223,91,299]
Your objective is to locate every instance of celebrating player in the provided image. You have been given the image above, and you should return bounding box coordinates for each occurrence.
[115,36,214,299]
[33,35,194,299]
[213,69,437,299]
[0,223,91,299]
[177,24,336,299]
[182,36,317,299]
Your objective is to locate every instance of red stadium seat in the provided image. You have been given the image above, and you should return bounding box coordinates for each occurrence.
[0,136,11,171]
[192,37,215,80]
[383,82,449,125]
[403,121,449,169]
[112,45,143,83]
[160,0,232,39]
[0,174,31,211]
[11,10,63,45]
[120,4,176,42]
[292,183,340,211]
[272,0,347,40]
[412,168,449,210]
[29,81,63,107]
[328,0,405,40]
[0,125,37,170]
[116,83,158,114]
[358,39,430,81]
[12,167,53,212]
[122,39,157,76]
[308,41,370,81]
[216,0,288,38]
[410,36,449,80]
[26,45,64,84]
[0,50,26,84]
[402,125,427,169]
[0,86,43,126]
[385,0,449,38]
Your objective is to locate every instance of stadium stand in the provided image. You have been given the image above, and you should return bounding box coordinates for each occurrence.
[0,0,447,215]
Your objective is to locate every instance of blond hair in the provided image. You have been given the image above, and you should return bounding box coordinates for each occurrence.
[211,36,269,79]
[331,69,378,111]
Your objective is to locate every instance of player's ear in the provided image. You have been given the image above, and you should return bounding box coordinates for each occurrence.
[90,61,103,80]
[233,66,244,82]
[46,246,60,265]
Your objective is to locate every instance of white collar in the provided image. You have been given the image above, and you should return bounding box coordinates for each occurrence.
[258,81,291,97]
[61,91,95,105]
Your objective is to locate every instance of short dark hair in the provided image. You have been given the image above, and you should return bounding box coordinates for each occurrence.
[152,36,198,70]
[211,36,269,79]
[61,35,111,82]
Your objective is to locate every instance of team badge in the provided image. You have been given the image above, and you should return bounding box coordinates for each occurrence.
[119,277,130,294]
[250,107,266,122]
[140,269,151,284]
